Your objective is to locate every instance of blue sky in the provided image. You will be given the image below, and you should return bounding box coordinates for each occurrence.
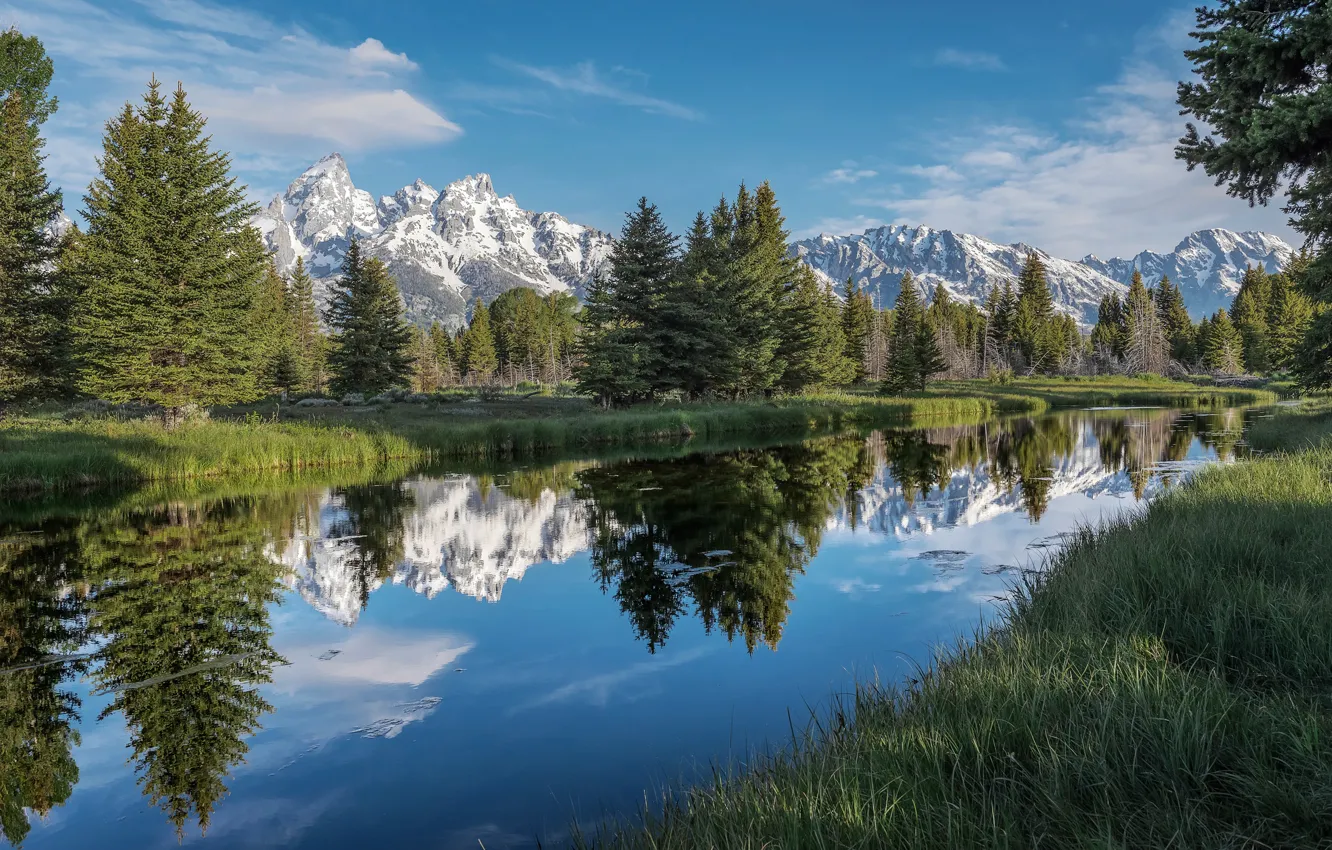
[12,0,1298,258]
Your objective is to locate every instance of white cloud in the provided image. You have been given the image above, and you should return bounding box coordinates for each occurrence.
[495,58,701,121]
[935,48,1006,72]
[10,0,459,198]
[349,37,418,73]
[821,167,879,185]
[865,10,1298,258]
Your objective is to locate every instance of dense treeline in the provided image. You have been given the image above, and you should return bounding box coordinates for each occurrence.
[1088,262,1317,377]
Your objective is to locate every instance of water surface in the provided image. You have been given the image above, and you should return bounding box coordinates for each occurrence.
[0,408,1253,849]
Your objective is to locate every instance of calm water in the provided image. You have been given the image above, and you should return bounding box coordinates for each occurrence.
[0,408,1257,849]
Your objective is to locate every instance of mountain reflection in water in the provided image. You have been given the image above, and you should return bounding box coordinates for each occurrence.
[0,407,1250,848]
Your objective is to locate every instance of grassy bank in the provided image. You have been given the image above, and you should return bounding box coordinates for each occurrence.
[0,377,1279,493]
[580,400,1332,849]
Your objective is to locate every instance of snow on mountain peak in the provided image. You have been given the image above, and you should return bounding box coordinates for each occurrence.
[796,223,1295,323]
[252,157,613,329]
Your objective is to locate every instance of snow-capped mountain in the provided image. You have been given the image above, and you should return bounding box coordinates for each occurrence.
[1082,230,1294,319]
[271,475,590,626]
[793,224,1295,325]
[253,154,614,329]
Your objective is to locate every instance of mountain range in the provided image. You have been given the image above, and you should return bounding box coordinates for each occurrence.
[794,225,1294,324]
[252,154,613,329]
[246,154,1294,327]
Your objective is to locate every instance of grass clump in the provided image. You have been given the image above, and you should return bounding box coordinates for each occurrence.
[580,406,1332,849]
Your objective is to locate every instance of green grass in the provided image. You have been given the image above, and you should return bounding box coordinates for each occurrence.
[578,400,1332,850]
[0,415,423,493]
[0,377,1280,493]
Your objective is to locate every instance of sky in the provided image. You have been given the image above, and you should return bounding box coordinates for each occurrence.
[9,0,1301,259]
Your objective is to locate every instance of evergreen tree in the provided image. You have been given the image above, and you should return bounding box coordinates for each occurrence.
[0,84,66,401]
[1153,275,1195,363]
[78,80,269,414]
[576,197,679,401]
[490,286,544,374]
[914,314,946,391]
[408,324,443,392]
[713,182,792,396]
[883,272,924,394]
[1177,6,1332,387]
[286,257,325,394]
[324,239,413,395]
[1230,266,1272,373]
[1091,293,1126,358]
[1203,309,1244,374]
[251,261,296,394]
[429,321,455,385]
[460,298,498,383]
[1266,268,1315,372]
[778,266,851,391]
[842,276,874,382]
[1124,270,1168,373]
[1012,253,1059,371]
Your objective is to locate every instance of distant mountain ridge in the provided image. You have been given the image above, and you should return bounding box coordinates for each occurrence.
[252,154,614,329]
[793,224,1294,324]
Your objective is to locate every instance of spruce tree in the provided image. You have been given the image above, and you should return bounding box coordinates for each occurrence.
[842,276,874,382]
[251,261,296,394]
[883,272,924,394]
[460,298,498,383]
[1203,309,1244,374]
[722,182,790,395]
[1230,266,1272,373]
[286,256,325,394]
[1012,253,1059,372]
[324,239,413,395]
[913,315,946,390]
[1091,293,1125,358]
[575,271,649,406]
[78,80,269,415]
[1266,269,1315,372]
[0,87,65,401]
[1153,275,1195,363]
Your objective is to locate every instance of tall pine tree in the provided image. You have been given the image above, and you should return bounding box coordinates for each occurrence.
[324,239,413,395]
[883,272,924,394]
[842,276,874,382]
[78,81,270,415]
[286,256,325,394]
[460,298,498,383]
[0,83,65,400]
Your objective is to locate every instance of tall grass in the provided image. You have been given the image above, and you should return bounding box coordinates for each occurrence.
[0,416,422,492]
[0,377,1279,493]
[579,405,1332,849]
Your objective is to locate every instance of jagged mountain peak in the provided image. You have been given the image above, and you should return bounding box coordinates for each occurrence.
[252,156,614,329]
[796,223,1294,323]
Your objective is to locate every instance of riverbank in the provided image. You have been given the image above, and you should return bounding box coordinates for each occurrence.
[0,377,1277,492]
[578,398,1332,849]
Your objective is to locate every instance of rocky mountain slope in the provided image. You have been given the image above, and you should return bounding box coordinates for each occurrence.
[252,154,613,329]
[793,224,1294,323]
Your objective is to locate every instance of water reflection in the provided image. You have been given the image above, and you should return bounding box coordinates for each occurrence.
[0,408,1258,847]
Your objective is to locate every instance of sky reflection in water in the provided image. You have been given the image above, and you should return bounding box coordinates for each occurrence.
[0,408,1251,849]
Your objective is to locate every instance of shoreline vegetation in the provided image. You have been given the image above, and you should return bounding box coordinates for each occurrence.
[576,396,1332,849]
[0,377,1278,493]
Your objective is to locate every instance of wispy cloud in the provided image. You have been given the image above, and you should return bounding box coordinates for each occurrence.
[821,167,879,185]
[493,58,702,121]
[8,0,460,198]
[934,48,1006,72]
[862,10,1297,257]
